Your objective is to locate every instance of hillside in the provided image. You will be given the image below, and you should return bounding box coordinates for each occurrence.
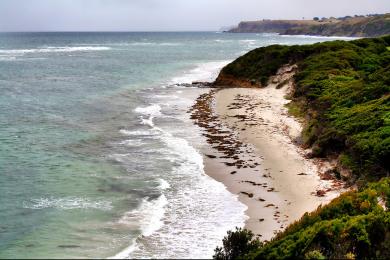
[228,14,390,37]
[215,36,390,182]
[213,36,390,259]
[215,179,390,259]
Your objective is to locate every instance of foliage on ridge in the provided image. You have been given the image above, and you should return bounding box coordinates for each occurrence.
[217,35,390,180]
[215,179,390,259]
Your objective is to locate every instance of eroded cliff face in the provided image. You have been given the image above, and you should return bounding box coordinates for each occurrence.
[228,14,390,37]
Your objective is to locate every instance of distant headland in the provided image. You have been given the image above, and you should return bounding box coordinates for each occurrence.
[226,13,390,37]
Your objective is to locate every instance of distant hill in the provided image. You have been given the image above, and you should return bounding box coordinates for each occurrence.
[227,13,390,37]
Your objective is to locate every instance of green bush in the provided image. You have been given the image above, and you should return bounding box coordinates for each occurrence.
[214,227,261,260]
[242,179,390,259]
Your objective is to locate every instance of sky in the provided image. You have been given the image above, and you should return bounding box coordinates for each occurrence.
[0,0,389,32]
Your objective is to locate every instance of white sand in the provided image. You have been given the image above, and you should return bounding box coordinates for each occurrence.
[202,66,343,241]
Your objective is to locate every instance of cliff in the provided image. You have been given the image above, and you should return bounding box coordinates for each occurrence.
[228,13,390,37]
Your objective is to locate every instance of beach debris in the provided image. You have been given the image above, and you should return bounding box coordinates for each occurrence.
[240,191,254,198]
[315,189,326,197]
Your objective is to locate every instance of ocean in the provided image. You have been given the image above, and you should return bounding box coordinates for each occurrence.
[0,32,352,258]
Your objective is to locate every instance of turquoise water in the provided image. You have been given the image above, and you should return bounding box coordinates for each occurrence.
[0,32,353,258]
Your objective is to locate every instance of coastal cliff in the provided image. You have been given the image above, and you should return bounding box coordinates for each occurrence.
[228,13,390,37]
[212,36,390,259]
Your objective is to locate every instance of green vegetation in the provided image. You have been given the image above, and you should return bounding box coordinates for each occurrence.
[217,35,390,181]
[215,179,390,259]
[214,36,390,259]
[214,228,261,260]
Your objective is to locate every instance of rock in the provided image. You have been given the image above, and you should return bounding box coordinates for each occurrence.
[316,190,326,197]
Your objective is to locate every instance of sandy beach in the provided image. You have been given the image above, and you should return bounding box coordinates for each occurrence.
[190,65,345,241]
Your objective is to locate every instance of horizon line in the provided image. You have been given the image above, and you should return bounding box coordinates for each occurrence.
[0,30,223,33]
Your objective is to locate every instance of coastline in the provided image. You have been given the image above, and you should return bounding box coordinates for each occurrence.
[191,65,345,241]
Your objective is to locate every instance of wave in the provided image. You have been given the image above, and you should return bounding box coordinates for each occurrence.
[239,39,257,44]
[119,104,247,258]
[129,42,182,46]
[134,104,162,116]
[170,60,231,85]
[23,197,113,211]
[118,195,168,237]
[113,60,247,258]
[119,129,159,137]
[119,139,145,147]
[134,104,162,127]
[158,178,171,190]
[0,46,111,55]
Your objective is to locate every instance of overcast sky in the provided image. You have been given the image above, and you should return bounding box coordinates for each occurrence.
[0,0,389,32]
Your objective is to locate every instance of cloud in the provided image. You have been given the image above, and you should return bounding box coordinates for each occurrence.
[0,0,389,31]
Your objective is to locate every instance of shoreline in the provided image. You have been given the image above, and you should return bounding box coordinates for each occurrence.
[190,65,345,241]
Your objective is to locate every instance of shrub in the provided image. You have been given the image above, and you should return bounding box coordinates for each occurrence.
[213,228,261,260]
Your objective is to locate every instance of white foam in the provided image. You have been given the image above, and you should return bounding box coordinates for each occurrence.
[118,195,168,237]
[0,46,111,55]
[239,39,257,44]
[134,104,162,116]
[23,197,113,211]
[119,139,145,147]
[134,104,162,127]
[119,129,159,137]
[158,179,171,190]
[129,42,181,46]
[170,60,231,85]
[0,56,17,61]
[121,123,247,258]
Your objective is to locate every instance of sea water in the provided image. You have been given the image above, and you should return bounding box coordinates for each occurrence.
[0,32,353,258]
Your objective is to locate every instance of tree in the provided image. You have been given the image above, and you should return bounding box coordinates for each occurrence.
[213,228,261,260]
[313,17,320,21]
